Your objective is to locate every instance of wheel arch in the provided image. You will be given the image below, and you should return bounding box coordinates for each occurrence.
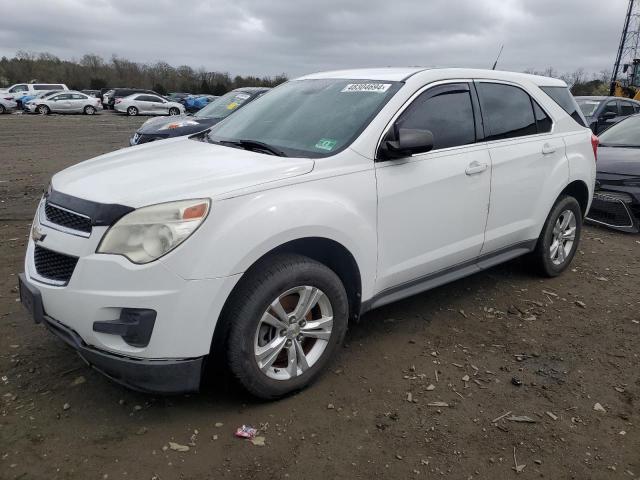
[559,180,590,217]
[208,236,363,364]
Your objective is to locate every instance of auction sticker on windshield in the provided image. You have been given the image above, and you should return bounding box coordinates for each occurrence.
[315,138,337,151]
[341,83,391,93]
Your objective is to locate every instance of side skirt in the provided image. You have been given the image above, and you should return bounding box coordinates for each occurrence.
[360,240,537,314]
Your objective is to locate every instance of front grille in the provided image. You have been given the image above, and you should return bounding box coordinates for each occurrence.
[587,193,635,229]
[33,246,79,284]
[44,202,92,234]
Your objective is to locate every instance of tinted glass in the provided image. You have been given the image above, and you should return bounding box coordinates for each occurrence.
[71,94,88,100]
[477,83,537,141]
[620,101,635,116]
[603,101,618,115]
[34,84,64,90]
[576,99,601,117]
[599,115,640,147]
[533,100,552,133]
[52,94,70,100]
[136,95,155,102]
[540,86,587,127]
[10,85,28,92]
[395,84,475,150]
[208,79,401,158]
[147,96,163,102]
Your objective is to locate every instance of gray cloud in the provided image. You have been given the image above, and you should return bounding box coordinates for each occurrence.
[0,0,627,77]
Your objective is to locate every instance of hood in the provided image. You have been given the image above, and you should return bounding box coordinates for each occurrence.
[597,146,640,176]
[137,115,218,135]
[52,137,315,207]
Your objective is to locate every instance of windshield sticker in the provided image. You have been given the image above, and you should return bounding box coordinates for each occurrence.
[226,102,239,110]
[235,93,250,100]
[341,83,391,93]
[315,138,337,151]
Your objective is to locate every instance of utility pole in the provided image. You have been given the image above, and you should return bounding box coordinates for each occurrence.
[610,0,640,94]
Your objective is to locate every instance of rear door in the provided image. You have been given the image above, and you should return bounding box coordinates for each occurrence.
[146,95,167,114]
[476,81,567,253]
[69,93,88,112]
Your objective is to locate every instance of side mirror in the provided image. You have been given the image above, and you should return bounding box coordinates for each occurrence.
[379,128,434,160]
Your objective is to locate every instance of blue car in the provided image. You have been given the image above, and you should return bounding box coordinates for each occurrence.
[182,95,219,113]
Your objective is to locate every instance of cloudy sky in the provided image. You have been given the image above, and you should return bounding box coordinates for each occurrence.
[0,0,629,77]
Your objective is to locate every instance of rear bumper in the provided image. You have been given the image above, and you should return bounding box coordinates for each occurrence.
[19,273,204,394]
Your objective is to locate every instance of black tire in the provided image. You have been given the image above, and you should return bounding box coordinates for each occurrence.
[127,106,138,116]
[225,253,348,399]
[0,104,5,114]
[84,105,96,115]
[37,104,50,115]
[529,195,582,277]
[168,107,180,116]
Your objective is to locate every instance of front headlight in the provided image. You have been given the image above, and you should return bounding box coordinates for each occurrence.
[97,199,210,264]
[158,120,199,130]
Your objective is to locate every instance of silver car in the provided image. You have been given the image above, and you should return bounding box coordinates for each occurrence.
[0,96,17,114]
[25,91,102,115]
[114,93,185,116]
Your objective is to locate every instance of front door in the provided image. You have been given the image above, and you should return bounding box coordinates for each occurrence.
[375,82,491,293]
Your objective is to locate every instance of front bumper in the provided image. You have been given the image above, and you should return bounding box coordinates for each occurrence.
[19,273,203,394]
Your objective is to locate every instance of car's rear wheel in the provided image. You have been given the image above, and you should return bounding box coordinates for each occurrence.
[168,107,180,116]
[225,253,348,399]
[37,105,50,115]
[127,106,138,116]
[530,195,582,277]
[84,105,96,115]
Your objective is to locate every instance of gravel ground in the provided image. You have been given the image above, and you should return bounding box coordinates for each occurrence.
[0,112,639,480]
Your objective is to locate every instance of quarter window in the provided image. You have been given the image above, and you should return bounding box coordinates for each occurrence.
[533,100,552,133]
[394,83,476,151]
[476,83,537,141]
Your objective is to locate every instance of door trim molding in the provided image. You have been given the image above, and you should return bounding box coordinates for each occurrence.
[360,239,537,314]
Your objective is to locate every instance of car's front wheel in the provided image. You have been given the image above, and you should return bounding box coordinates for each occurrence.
[530,195,582,277]
[127,106,138,116]
[225,254,348,399]
[37,104,50,115]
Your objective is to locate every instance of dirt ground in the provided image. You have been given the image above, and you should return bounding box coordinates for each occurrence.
[0,112,639,480]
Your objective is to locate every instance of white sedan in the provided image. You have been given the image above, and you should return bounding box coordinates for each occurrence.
[115,93,185,116]
[25,91,102,115]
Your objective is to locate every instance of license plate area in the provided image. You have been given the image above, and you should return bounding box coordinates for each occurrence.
[18,273,45,324]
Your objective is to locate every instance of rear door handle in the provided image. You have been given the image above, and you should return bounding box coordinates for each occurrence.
[542,143,556,155]
[465,161,488,175]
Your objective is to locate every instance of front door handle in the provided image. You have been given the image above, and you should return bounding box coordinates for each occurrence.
[542,143,556,155]
[465,161,488,175]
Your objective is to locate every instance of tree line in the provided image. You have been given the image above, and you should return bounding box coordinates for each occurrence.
[0,51,288,95]
[0,51,613,97]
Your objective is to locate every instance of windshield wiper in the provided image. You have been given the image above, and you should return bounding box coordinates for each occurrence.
[211,138,287,157]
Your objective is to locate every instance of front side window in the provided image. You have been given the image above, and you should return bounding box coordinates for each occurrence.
[52,94,70,100]
[392,83,476,151]
[71,94,88,100]
[477,82,537,141]
[576,99,601,117]
[207,79,402,158]
[136,95,155,102]
[9,84,28,93]
[603,101,619,115]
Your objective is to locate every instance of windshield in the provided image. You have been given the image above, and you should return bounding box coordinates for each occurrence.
[576,99,601,117]
[599,115,640,147]
[195,91,254,119]
[207,79,402,157]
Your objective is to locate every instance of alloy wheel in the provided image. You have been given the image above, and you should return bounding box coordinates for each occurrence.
[254,286,333,381]
[549,209,576,266]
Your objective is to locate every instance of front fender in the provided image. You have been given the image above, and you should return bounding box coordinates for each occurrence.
[160,170,378,300]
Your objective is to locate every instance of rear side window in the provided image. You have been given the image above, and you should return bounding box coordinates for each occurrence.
[137,95,157,102]
[395,83,476,151]
[34,84,64,90]
[540,86,587,127]
[620,101,635,116]
[476,83,537,141]
[533,101,552,133]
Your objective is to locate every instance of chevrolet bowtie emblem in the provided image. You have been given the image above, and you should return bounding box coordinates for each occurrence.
[31,223,46,243]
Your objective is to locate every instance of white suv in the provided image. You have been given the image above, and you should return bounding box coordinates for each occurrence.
[0,83,69,100]
[19,68,596,399]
